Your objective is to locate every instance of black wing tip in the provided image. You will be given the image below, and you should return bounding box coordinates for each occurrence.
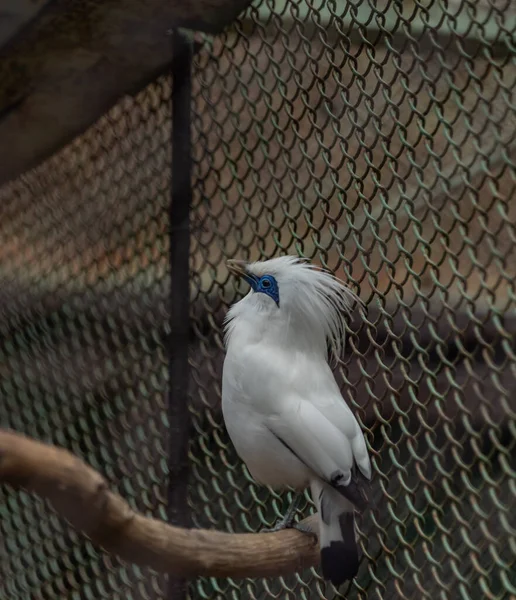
[321,541,360,586]
[333,480,369,511]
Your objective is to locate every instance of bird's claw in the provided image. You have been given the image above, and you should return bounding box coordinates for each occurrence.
[293,521,318,543]
[261,515,296,533]
[261,493,302,533]
[261,517,318,544]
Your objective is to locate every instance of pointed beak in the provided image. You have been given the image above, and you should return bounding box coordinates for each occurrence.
[226,259,249,279]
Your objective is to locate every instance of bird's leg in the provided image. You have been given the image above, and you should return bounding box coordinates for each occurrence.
[261,493,302,533]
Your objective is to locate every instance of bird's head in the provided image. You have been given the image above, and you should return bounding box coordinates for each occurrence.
[227,259,282,306]
[225,255,363,360]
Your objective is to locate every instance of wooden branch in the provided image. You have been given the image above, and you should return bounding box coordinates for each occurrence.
[0,428,319,579]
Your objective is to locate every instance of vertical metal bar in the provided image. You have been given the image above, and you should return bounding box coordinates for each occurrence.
[167,28,193,600]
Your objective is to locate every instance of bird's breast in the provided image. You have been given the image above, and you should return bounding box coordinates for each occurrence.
[223,341,339,420]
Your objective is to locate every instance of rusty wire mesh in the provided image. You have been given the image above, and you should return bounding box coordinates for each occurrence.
[1,0,516,598]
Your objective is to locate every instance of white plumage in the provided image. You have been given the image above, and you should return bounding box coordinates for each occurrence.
[221,255,371,585]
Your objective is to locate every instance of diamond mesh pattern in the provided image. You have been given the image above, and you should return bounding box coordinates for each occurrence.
[1,0,516,598]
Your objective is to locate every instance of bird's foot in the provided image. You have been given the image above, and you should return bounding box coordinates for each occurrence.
[261,518,318,543]
[261,513,296,533]
[293,521,318,543]
[261,493,301,533]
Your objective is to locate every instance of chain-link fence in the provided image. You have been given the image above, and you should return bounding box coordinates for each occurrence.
[1,0,515,598]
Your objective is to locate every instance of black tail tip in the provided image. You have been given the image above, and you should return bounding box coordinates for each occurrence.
[321,542,360,586]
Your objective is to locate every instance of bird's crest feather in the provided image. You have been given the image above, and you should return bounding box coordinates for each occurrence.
[225,255,363,364]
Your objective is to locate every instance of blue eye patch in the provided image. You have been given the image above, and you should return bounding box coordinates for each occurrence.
[243,273,280,306]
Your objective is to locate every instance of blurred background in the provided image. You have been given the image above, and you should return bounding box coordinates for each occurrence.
[0,0,515,598]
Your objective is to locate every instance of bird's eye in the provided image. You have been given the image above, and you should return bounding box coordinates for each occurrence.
[261,278,271,289]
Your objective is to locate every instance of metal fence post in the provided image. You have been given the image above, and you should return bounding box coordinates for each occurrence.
[167,28,193,600]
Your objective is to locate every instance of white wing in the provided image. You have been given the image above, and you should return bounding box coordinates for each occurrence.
[308,390,372,481]
[266,395,371,509]
[223,335,371,503]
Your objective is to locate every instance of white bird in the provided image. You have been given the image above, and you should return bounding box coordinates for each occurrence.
[221,255,372,585]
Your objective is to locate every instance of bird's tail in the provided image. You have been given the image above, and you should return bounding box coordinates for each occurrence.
[311,480,359,586]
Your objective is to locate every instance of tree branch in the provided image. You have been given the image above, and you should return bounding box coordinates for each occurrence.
[0,428,319,579]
